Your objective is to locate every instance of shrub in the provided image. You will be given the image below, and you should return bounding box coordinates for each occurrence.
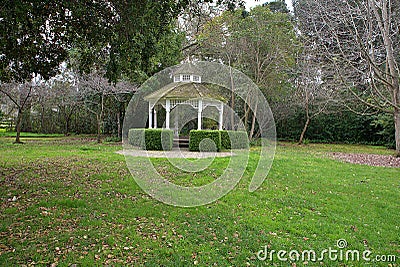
[128,128,173,150]
[189,130,221,152]
[144,129,174,151]
[104,136,122,143]
[371,114,396,149]
[128,128,145,147]
[220,130,249,149]
[276,108,395,146]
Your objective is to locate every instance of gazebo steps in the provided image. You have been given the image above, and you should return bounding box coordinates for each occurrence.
[173,138,189,148]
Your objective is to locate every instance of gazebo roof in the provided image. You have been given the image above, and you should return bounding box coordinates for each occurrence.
[144,82,226,102]
[173,63,201,75]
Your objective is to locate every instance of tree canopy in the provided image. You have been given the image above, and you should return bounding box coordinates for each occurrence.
[198,5,299,99]
[1,0,244,84]
[196,4,300,137]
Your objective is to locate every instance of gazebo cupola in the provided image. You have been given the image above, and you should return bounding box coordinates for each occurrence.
[173,64,202,83]
[144,64,225,136]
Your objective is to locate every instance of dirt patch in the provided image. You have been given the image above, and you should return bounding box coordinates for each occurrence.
[330,152,400,168]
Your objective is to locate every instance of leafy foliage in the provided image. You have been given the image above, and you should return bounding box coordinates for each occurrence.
[198,6,299,101]
[263,0,290,13]
[128,128,145,147]
[277,109,396,147]
[189,130,221,152]
[371,114,396,149]
[144,129,174,151]
[0,1,114,82]
[1,0,244,83]
[220,130,249,149]
[128,128,173,150]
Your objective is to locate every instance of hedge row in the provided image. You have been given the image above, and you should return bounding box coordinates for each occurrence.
[129,128,249,151]
[128,128,173,150]
[189,130,249,151]
[220,130,249,149]
[189,130,221,152]
[128,128,145,147]
[276,109,395,148]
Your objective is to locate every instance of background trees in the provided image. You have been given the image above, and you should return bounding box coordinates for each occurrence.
[1,0,243,84]
[292,43,341,144]
[0,0,398,152]
[197,4,300,139]
[0,1,114,82]
[0,82,36,143]
[294,0,400,155]
[0,0,242,141]
[77,72,136,143]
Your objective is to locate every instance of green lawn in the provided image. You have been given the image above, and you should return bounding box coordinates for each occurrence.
[0,131,65,138]
[0,137,399,266]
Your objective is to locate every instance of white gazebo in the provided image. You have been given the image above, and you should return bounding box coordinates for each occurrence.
[144,64,225,136]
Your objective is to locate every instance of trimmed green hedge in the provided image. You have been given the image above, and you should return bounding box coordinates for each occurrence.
[128,128,145,147]
[129,129,249,151]
[128,128,173,151]
[145,129,174,151]
[189,130,221,152]
[220,130,249,149]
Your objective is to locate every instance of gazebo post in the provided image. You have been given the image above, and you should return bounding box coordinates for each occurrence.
[198,99,203,130]
[148,103,153,129]
[174,109,178,137]
[153,108,157,128]
[165,99,170,129]
[219,102,224,131]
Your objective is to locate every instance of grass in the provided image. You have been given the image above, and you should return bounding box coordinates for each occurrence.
[0,137,399,266]
[0,131,65,138]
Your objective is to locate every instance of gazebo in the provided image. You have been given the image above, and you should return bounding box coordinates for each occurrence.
[144,64,226,137]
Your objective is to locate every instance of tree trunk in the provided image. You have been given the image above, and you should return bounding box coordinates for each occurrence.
[243,93,250,132]
[394,108,400,157]
[249,99,258,140]
[230,70,235,130]
[65,116,70,136]
[40,105,45,133]
[227,56,235,130]
[230,90,235,130]
[298,117,310,145]
[373,0,400,156]
[97,94,104,143]
[117,111,121,139]
[21,101,32,132]
[14,108,23,144]
[96,114,102,143]
[298,88,311,145]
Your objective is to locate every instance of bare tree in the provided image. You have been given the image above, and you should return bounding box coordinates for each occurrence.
[294,0,400,155]
[78,72,136,143]
[294,46,340,144]
[0,82,36,143]
[47,80,79,135]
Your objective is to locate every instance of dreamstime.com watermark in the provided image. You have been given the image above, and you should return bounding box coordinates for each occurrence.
[257,239,397,263]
